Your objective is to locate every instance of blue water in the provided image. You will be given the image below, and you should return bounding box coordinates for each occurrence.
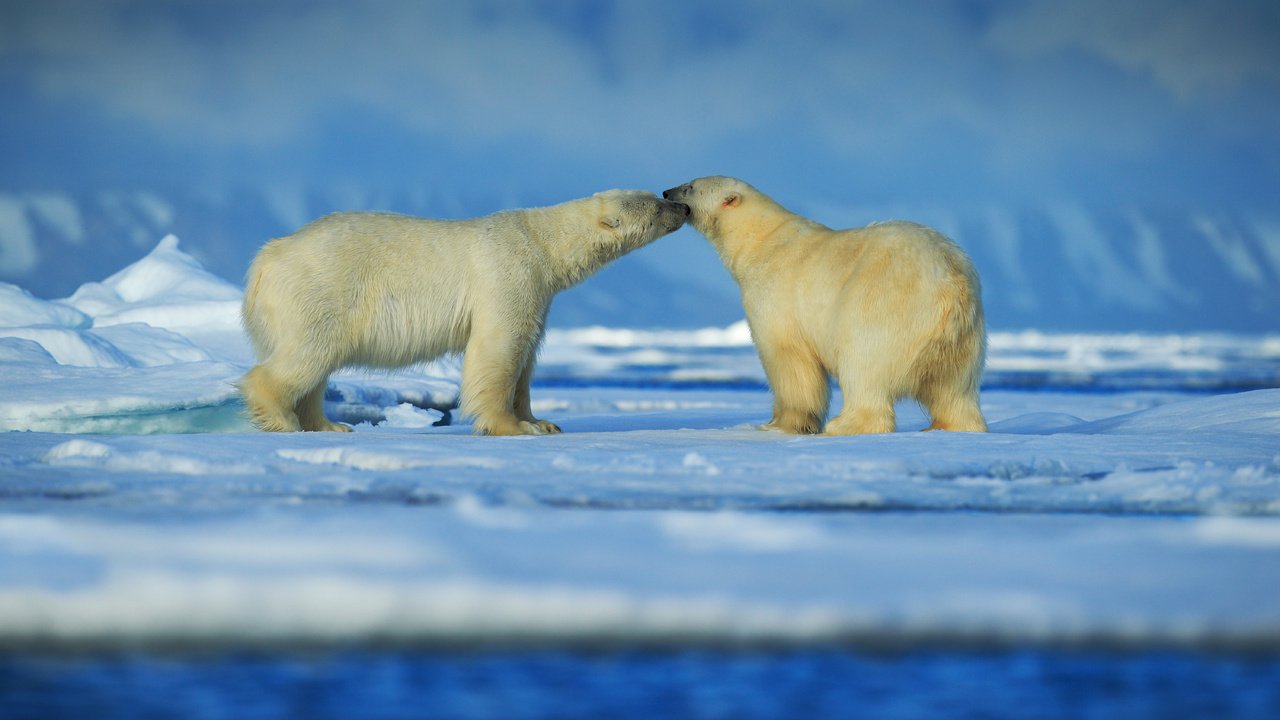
[4,649,1279,720]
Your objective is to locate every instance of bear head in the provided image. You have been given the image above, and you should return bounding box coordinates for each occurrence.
[661,176,764,243]
[549,190,689,288]
[594,189,690,241]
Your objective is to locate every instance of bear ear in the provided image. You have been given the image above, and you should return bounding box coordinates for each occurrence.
[722,193,741,209]
[600,215,622,230]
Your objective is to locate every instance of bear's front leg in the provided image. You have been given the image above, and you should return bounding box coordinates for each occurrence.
[513,350,561,434]
[461,320,553,436]
[755,334,829,435]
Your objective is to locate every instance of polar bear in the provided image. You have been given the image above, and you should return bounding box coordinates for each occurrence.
[664,176,986,435]
[240,190,690,435]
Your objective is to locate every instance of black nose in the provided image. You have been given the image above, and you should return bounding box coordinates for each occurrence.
[662,190,672,200]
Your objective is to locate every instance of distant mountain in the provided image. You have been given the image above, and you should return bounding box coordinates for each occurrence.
[1,188,1277,332]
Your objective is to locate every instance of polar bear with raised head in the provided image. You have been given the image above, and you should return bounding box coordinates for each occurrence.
[664,176,986,435]
[241,190,690,434]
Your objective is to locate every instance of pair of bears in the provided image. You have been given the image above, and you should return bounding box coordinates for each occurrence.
[241,177,987,437]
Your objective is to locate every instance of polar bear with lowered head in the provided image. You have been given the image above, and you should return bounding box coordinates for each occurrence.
[664,176,986,435]
[241,190,690,435]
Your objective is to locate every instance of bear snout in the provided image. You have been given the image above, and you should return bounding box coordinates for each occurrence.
[662,184,690,201]
[660,200,691,231]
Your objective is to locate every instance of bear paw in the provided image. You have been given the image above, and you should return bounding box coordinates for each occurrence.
[527,419,562,434]
[759,414,822,435]
[822,412,895,436]
[477,418,560,436]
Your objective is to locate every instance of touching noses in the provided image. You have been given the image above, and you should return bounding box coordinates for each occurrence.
[662,186,692,217]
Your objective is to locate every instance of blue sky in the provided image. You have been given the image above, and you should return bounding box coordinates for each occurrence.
[3,0,1278,210]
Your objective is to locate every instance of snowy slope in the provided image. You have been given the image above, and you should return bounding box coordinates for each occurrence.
[1,238,1279,651]
[2,189,1279,331]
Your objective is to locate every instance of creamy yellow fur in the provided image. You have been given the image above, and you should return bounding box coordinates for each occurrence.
[241,190,689,434]
[665,176,987,435]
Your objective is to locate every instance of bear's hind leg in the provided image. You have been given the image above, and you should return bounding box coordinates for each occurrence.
[240,364,304,432]
[919,386,987,433]
[913,344,987,432]
[295,382,352,432]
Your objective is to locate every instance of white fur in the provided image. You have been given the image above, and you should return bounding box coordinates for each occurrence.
[241,190,689,434]
[665,176,987,435]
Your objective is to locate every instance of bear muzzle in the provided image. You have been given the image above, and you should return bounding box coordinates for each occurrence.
[660,200,692,231]
[662,184,691,202]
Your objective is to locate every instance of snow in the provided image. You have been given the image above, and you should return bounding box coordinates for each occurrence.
[64,234,243,333]
[1,236,1279,651]
[0,283,90,329]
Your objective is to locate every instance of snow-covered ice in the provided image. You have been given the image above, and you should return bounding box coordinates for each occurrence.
[1,237,1279,650]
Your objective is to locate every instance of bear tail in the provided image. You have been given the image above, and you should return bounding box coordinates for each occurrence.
[240,253,274,361]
